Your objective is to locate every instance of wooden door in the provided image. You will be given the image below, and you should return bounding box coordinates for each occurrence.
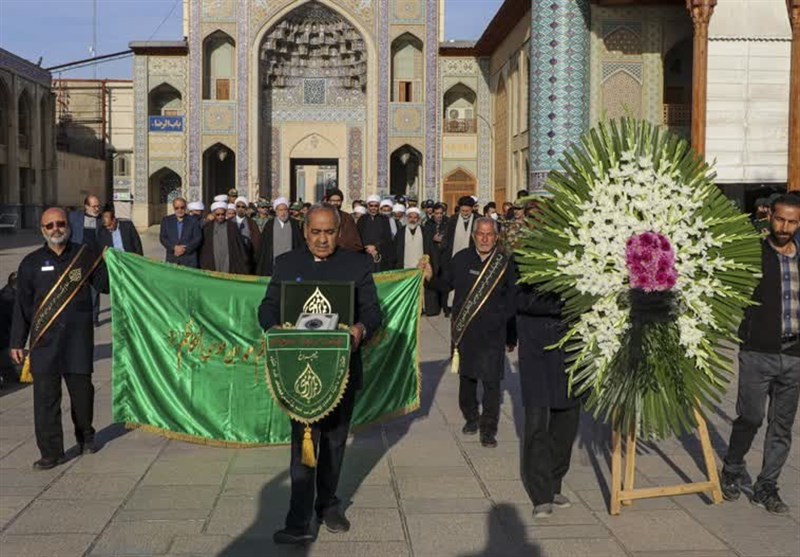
[215,79,230,101]
[443,168,476,214]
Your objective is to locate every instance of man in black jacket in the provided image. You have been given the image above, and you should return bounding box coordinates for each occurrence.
[10,208,108,469]
[721,194,800,514]
[515,280,579,519]
[97,207,143,255]
[259,204,382,545]
[160,197,203,268]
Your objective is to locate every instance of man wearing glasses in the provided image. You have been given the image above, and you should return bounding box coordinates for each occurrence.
[68,195,103,325]
[160,197,202,268]
[10,208,108,470]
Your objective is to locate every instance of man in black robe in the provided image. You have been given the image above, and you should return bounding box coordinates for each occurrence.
[259,204,382,545]
[357,194,395,271]
[423,217,516,447]
[516,280,580,518]
[199,201,250,274]
[10,207,108,469]
[255,197,302,276]
[395,208,440,316]
[443,196,477,262]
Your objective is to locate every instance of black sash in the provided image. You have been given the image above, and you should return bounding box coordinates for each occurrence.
[30,244,103,348]
[451,249,509,349]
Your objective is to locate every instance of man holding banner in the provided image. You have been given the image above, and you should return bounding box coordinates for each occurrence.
[423,217,516,448]
[259,204,382,545]
[10,208,108,469]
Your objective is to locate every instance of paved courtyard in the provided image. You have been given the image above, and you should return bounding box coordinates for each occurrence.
[1,229,799,557]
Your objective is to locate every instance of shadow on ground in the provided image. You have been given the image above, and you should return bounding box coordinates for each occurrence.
[217,357,449,557]
[460,503,542,557]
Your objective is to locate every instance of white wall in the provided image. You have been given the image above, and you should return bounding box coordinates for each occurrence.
[705,0,791,184]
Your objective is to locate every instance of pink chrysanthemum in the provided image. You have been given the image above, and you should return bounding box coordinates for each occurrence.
[626,232,678,292]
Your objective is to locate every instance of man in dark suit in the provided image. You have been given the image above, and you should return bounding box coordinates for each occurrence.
[255,197,302,276]
[97,207,143,255]
[160,197,202,268]
[68,194,102,324]
[515,279,579,519]
[259,204,382,545]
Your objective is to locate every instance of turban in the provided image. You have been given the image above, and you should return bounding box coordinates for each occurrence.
[227,203,236,210]
[213,194,228,203]
[380,199,393,209]
[273,197,289,210]
[406,207,421,216]
[458,195,476,208]
[234,196,248,206]
[210,201,227,212]
[366,194,381,204]
[187,201,204,211]
[392,203,406,213]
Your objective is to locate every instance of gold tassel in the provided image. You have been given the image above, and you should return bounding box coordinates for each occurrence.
[451,348,460,375]
[20,356,33,383]
[301,424,316,467]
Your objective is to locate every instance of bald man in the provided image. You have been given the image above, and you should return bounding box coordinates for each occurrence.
[10,208,108,470]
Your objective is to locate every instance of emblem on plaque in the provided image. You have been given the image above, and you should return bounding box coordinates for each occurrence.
[303,287,332,314]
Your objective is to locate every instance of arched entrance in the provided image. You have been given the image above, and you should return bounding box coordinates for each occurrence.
[149,167,182,224]
[390,145,422,198]
[203,143,235,202]
[254,0,373,201]
[443,167,476,212]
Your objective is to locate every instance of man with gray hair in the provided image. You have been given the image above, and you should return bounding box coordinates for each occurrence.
[423,217,516,448]
[10,208,108,469]
[255,197,302,276]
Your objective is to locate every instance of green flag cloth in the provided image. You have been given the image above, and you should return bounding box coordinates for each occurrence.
[106,250,422,446]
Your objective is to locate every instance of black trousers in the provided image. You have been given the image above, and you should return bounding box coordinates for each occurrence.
[724,350,800,488]
[286,385,356,532]
[33,373,95,459]
[459,376,501,435]
[521,405,580,506]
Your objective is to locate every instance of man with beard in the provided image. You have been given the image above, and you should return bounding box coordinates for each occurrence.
[255,197,302,276]
[443,196,477,262]
[423,218,516,447]
[357,194,395,271]
[10,208,108,469]
[324,189,363,252]
[259,204,381,545]
[425,203,450,315]
[200,201,250,274]
[396,207,440,316]
[720,194,800,515]
[233,197,262,267]
[379,199,400,240]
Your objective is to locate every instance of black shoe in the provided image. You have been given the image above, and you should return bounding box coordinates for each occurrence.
[320,508,350,533]
[80,441,97,455]
[273,528,314,545]
[720,469,741,501]
[480,432,497,448]
[462,421,478,435]
[32,455,66,470]
[443,309,451,318]
[751,484,789,514]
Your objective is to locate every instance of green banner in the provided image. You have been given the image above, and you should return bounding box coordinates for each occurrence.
[106,250,422,446]
[265,330,351,424]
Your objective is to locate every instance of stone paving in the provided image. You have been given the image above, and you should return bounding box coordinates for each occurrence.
[1,229,799,557]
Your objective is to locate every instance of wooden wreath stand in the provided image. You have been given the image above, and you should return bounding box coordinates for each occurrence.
[609,407,723,515]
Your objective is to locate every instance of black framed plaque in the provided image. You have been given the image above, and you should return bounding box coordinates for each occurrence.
[280,281,355,326]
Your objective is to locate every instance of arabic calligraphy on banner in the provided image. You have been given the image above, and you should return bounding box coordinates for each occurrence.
[149,116,184,132]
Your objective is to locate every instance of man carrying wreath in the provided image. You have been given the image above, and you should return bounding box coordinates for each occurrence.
[258,204,382,545]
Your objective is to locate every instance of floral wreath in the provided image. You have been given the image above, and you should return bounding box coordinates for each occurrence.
[516,118,762,439]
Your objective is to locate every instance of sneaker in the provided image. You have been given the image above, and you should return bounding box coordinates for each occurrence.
[480,432,497,448]
[462,421,478,435]
[720,469,741,502]
[273,528,313,545]
[320,507,350,533]
[751,484,789,515]
[533,503,553,518]
[553,494,572,508]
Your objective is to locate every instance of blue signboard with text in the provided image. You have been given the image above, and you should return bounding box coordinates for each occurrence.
[149,116,184,132]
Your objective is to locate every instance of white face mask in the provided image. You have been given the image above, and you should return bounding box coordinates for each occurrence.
[489,213,498,221]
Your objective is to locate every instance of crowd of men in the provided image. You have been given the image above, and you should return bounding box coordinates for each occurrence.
[3,185,798,548]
